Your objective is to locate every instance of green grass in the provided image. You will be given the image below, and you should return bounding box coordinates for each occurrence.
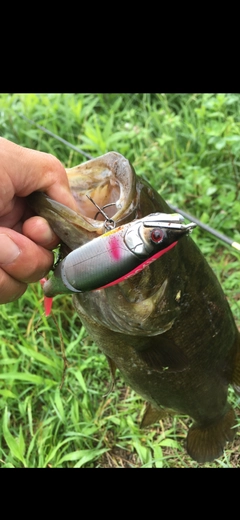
[0,93,240,467]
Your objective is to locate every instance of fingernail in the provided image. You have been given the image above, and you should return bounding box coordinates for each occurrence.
[0,234,21,264]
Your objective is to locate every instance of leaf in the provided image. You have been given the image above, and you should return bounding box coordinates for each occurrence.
[206,186,217,196]
[215,138,226,150]
[53,388,65,423]
[160,438,182,449]
[0,372,56,386]
[2,408,26,466]
[72,370,87,393]
[153,445,163,468]
[18,346,61,369]
[0,390,17,398]
[132,441,153,466]
[199,211,210,224]
[57,448,108,467]
[18,426,26,459]
[225,135,240,143]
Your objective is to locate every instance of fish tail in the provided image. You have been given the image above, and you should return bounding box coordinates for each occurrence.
[186,406,236,464]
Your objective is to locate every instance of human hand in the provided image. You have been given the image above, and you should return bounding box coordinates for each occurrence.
[0,137,78,303]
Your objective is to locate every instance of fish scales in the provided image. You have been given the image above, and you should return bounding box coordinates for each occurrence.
[28,152,240,463]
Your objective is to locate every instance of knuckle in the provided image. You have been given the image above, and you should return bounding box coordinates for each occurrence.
[47,154,65,178]
[0,268,26,303]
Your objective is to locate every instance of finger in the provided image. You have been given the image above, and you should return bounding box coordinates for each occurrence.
[0,138,79,211]
[0,228,54,284]
[0,197,25,228]
[0,269,27,304]
[22,216,60,249]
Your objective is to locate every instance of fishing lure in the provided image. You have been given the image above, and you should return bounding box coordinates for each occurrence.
[40,278,53,316]
[42,213,196,297]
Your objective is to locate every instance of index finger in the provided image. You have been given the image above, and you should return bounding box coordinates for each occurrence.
[0,138,78,212]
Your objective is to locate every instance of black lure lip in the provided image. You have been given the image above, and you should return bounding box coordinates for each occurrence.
[161,223,197,247]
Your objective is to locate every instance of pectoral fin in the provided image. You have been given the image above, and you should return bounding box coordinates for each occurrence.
[138,336,189,372]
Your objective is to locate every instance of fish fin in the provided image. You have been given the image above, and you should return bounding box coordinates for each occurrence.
[232,341,240,394]
[140,403,168,428]
[105,356,117,393]
[138,337,189,373]
[186,406,236,464]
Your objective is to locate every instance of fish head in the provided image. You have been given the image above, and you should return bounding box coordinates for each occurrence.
[28,152,173,251]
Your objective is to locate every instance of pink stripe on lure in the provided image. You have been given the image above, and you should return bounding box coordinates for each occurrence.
[97,241,178,290]
[108,234,122,261]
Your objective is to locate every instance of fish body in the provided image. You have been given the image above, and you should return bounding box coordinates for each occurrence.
[29,152,240,463]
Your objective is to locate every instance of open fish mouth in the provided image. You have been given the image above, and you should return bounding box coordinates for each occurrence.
[28,152,141,250]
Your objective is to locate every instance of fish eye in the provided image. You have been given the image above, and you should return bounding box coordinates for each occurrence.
[150,229,164,243]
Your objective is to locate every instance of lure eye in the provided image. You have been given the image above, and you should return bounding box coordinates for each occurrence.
[150,229,164,243]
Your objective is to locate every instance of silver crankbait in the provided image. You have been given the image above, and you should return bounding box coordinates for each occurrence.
[43,213,196,297]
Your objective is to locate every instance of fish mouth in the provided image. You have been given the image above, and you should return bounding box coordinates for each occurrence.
[28,152,140,250]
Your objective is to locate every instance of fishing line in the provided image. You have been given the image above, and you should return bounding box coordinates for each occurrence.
[168,205,240,251]
[18,114,92,160]
[18,113,240,251]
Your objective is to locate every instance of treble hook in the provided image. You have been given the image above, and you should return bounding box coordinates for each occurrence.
[86,195,115,230]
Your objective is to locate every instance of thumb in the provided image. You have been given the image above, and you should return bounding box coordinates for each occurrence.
[0,228,54,300]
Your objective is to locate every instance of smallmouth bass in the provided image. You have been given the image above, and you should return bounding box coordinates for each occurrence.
[29,152,240,463]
